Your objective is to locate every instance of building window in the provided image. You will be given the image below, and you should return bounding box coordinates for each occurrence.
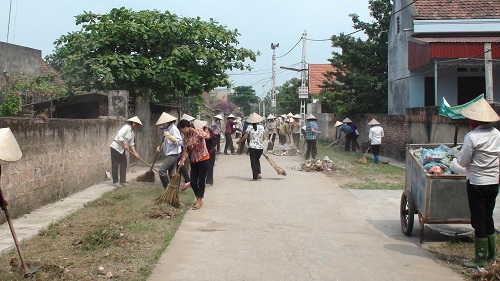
[397,16,400,33]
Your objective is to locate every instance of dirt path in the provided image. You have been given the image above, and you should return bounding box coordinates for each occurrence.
[148,149,463,281]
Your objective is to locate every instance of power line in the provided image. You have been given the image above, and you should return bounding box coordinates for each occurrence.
[306,29,364,42]
[276,38,302,59]
[391,1,415,17]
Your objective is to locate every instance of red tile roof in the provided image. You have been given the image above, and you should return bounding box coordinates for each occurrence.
[308,64,336,95]
[413,0,500,20]
[40,60,65,87]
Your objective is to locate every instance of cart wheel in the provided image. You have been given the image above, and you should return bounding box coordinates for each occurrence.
[400,191,415,236]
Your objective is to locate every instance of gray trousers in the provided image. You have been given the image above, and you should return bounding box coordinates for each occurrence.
[159,153,180,188]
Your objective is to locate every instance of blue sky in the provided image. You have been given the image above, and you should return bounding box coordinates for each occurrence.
[0,0,371,97]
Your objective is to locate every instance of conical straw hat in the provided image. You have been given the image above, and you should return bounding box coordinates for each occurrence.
[155,112,177,125]
[0,128,22,162]
[367,118,380,126]
[227,114,236,119]
[246,112,264,123]
[306,114,317,120]
[460,98,500,122]
[293,114,300,119]
[214,114,223,120]
[267,114,275,120]
[127,116,143,125]
[280,114,287,118]
[342,117,352,123]
[181,113,195,121]
[287,112,294,117]
[193,120,208,129]
[334,121,343,127]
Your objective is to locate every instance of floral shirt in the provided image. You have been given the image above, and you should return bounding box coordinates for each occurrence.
[246,124,265,149]
[182,128,210,163]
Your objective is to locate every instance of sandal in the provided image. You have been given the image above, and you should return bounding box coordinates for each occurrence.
[192,204,202,210]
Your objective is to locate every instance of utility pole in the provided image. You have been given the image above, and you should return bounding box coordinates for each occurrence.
[298,30,308,127]
[263,96,266,118]
[271,43,279,113]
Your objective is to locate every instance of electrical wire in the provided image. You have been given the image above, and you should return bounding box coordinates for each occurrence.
[306,29,364,42]
[391,1,415,17]
[276,37,302,59]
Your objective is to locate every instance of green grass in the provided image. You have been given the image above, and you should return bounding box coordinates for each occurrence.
[0,182,195,281]
[316,140,405,190]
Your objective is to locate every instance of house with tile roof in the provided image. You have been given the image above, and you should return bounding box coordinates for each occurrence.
[308,64,336,113]
[388,0,500,114]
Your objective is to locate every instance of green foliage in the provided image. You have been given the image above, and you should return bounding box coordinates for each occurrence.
[276,78,304,114]
[0,73,67,117]
[0,89,19,117]
[321,0,391,116]
[46,8,258,103]
[229,86,259,116]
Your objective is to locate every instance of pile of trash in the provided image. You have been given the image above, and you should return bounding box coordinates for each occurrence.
[292,156,340,172]
[270,143,299,156]
[412,144,464,175]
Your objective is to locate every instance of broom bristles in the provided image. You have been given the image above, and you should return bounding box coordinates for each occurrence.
[154,173,181,207]
[358,157,368,164]
[263,154,286,176]
[136,170,156,182]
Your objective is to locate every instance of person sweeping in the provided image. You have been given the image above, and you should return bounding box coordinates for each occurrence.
[177,119,211,210]
[156,113,183,189]
[109,116,143,187]
[237,113,266,180]
[304,114,321,160]
[455,98,500,268]
[367,119,384,164]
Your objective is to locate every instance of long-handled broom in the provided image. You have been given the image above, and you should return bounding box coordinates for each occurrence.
[262,153,286,176]
[137,138,164,182]
[154,169,181,207]
[113,140,159,173]
[358,146,371,164]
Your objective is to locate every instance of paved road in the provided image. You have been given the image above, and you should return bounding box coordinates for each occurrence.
[148,150,467,281]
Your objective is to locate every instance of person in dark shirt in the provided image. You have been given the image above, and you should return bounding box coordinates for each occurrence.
[224,114,237,155]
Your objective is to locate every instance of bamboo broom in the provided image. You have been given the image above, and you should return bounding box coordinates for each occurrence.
[358,146,370,164]
[154,169,181,207]
[262,153,286,176]
[137,137,166,182]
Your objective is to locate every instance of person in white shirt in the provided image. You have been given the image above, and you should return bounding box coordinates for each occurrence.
[457,98,500,268]
[110,116,143,187]
[237,113,266,180]
[156,113,183,189]
[367,119,384,164]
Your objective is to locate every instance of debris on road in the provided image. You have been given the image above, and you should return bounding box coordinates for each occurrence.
[292,156,340,173]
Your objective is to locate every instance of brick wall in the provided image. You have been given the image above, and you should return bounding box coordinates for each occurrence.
[0,118,122,220]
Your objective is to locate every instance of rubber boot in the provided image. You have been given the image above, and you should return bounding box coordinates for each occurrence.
[374,155,380,164]
[159,176,169,190]
[488,234,497,263]
[463,237,488,268]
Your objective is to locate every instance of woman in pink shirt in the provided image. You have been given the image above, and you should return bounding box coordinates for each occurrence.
[177,119,210,210]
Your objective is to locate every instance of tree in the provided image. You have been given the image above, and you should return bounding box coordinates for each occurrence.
[0,73,67,117]
[211,101,238,115]
[321,0,391,116]
[229,86,259,116]
[46,8,257,104]
[276,78,302,114]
